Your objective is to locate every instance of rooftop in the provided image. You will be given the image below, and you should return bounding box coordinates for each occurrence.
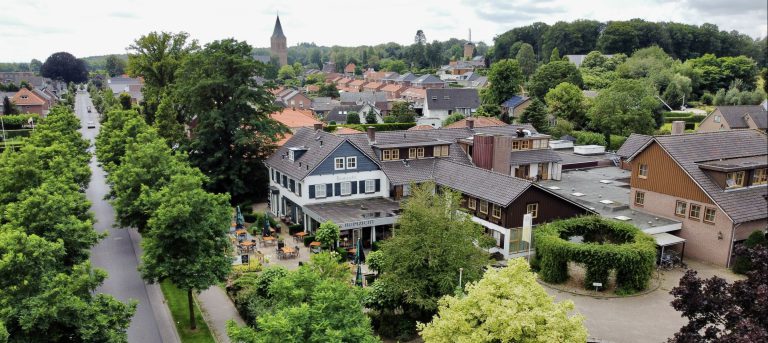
[303,197,401,230]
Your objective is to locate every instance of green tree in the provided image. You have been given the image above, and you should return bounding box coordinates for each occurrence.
[105,55,126,77]
[365,110,378,124]
[662,74,693,109]
[549,47,560,62]
[597,21,639,55]
[140,173,232,330]
[581,51,607,69]
[178,39,286,204]
[482,59,524,105]
[2,97,17,115]
[519,98,550,133]
[389,101,417,123]
[29,58,42,73]
[94,109,147,172]
[588,79,658,136]
[278,65,296,80]
[544,82,586,128]
[118,93,132,110]
[154,93,186,145]
[528,61,583,99]
[418,258,587,342]
[346,111,361,124]
[549,118,574,139]
[315,220,341,248]
[442,113,464,127]
[515,43,537,79]
[318,83,340,98]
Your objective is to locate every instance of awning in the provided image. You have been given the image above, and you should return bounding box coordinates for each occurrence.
[652,232,686,247]
[643,222,682,235]
[303,197,400,230]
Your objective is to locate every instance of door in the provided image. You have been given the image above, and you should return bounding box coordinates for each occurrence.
[539,163,548,180]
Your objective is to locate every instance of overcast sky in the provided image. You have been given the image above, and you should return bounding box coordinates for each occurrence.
[1,0,765,62]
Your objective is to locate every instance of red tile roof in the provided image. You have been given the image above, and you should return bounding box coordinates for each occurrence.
[11,88,45,106]
[270,108,321,129]
[381,84,404,92]
[444,117,507,129]
[401,87,426,99]
[407,125,435,131]
[349,80,366,87]
[333,127,364,135]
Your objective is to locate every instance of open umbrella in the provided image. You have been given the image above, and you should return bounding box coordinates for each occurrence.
[262,213,271,237]
[355,263,363,287]
[235,206,245,229]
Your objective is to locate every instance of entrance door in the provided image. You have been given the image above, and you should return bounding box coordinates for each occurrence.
[539,163,548,180]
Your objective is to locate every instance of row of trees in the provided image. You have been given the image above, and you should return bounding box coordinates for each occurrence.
[0,106,135,342]
[95,108,233,330]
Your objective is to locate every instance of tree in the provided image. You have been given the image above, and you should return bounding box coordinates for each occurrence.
[315,221,341,248]
[318,83,340,98]
[418,258,587,342]
[662,74,692,109]
[482,59,524,105]
[519,98,550,133]
[549,118,574,139]
[731,231,767,274]
[515,43,537,79]
[581,51,607,69]
[365,110,378,124]
[118,93,132,110]
[528,61,583,99]
[178,39,286,204]
[29,58,42,73]
[588,79,658,136]
[278,65,296,80]
[2,96,17,115]
[140,173,232,330]
[373,183,492,321]
[389,101,416,123]
[761,68,768,94]
[40,52,88,83]
[597,21,640,55]
[668,245,768,342]
[549,47,560,62]
[442,113,464,127]
[544,82,586,128]
[105,55,126,77]
[346,111,361,124]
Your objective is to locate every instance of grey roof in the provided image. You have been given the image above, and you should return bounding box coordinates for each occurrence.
[265,127,347,180]
[616,133,652,158]
[510,149,563,165]
[697,155,768,172]
[433,159,532,206]
[340,91,387,104]
[380,159,436,185]
[326,105,363,123]
[412,74,445,85]
[272,16,285,38]
[501,96,529,108]
[716,105,767,129]
[425,88,480,110]
[631,130,768,223]
[312,98,339,112]
[381,72,400,81]
[566,54,613,67]
[394,73,417,82]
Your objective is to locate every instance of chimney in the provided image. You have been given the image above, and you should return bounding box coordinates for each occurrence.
[313,123,323,131]
[671,121,685,135]
[367,126,376,144]
[472,134,494,170]
[466,117,475,129]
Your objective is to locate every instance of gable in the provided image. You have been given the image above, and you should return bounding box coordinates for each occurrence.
[311,141,379,176]
[630,141,713,204]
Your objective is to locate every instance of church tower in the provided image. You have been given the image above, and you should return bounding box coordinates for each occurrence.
[270,15,288,66]
[463,28,475,60]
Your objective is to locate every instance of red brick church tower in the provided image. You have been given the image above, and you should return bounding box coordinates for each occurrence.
[270,15,288,66]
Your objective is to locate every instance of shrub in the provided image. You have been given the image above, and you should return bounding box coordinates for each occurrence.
[573,131,607,146]
[335,247,348,258]
[288,224,303,235]
[732,230,767,274]
[609,135,627,151]
[700,92,714,105]
[0,113,40,129]
[535,216,656,293]
[303,235,315,247]
[371,240,382,251]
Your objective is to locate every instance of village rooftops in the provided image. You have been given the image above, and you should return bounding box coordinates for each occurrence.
[372,138,452,149]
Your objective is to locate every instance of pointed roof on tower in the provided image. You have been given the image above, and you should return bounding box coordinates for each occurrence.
[272,16,285,38]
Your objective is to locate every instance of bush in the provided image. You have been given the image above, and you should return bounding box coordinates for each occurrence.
[288,224,303,235]
[243,213,257,223]
[303,235,315,247]
[609,135,627,151]
[323,122,415,133]
[0,113,40,129]
[336,247,348,258]
[700,93,714,105]
[732,230,767,274]
[573,131,607,146]
[371,240,382,251]
[535,216,656,293]
[249,212,279,228]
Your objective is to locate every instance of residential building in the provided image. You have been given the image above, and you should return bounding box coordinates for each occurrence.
[11,88,48,115]
[0,91,17,113]
[322,61,336,73]
[393,73,418,87]
[363,82,384,92]
[325,105,363,124]
[274,88,311,109]
[311,97,340,119]
[107,76,144,104]
[0,72,49,88]
[270,15,288,66]
[455,71,488,88]
[348,79,367,92]
[380,84,406,100]
[344,63,356,76]
[269,108,322,146]
[444,116,506,129]
[419,88,480,127]
[501,96,532,119]
[625,130,768,267]
[265,124,593,257]
[401,88,426,109]
[380,72,400,84]
[697,105,767,133]
[340,91,388,114]
[411,74,446,89]
[615,133,652,170]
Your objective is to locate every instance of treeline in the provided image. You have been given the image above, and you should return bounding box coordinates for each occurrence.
[492,19,766,67]
[0,106,135,341]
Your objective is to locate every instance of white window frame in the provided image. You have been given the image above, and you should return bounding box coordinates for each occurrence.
[416,147,424,158]
[479,200,488,214]
[526,203,539,218]
[638,163,648,179]
[340,181,352,196]
[315,184,327,198]
[365,179,375,193]
[753,168,767,185]
[675,201,687,216]
[468,197,476,210]
[334,157,345,170]
[346,156,357,169]
[492,204,502,219]
[634,191,645,206]
[408,148,417,159]
[726,171,745,188]
[714,115,721,123]
[703,207,716,223]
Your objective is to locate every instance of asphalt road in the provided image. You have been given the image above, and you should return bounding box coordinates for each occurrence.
[78,92,179,343]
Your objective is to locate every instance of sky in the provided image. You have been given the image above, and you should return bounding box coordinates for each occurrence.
[1,0,766,62]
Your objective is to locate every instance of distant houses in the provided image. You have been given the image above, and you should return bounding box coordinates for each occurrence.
[107,76,144,104]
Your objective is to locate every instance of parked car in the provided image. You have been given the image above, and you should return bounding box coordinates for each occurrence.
[86,121,96,129]
[87,106,91,113]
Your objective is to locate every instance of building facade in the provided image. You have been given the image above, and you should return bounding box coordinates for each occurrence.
[270,16,288,66]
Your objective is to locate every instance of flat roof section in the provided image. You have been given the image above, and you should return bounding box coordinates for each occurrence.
[303,197,401,230]
[696,155,768,172]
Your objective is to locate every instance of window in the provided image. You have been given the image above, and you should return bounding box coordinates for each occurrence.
[408,148,416,159]
[346,157,357,169]
[433,145,449,157]
[297,183,302,196]
[714,115,721,123]
[334,157,345,170]
[340,182,352,195]
[726,171,745,188]
[634,191,645,206]
[416,147,424,158]
[492,204,502,219]
[468,197,476,210]
[752,168,767,185]
[315,184,326,198]
[638,164,648,179]
[520,140,531,150]
[383,149,399,161]
[479,200,488,214]
[689,204,701,220]
[526,203,539,218]
[704,207,716,223]
[288,150,295,161]
[675,201,687,217]
[512,141,520,150]
[365,179,375,193]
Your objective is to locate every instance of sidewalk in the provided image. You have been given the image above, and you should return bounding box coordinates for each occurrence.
[197,286,245,343]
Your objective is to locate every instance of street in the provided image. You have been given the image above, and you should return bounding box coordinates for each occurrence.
[77,92,179,343]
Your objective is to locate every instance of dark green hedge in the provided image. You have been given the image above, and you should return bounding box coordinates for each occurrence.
[662,111,696,118]
[1,114,40,129]
[534,216,656,293]
[324,122,416,133]
[663,115,704,124]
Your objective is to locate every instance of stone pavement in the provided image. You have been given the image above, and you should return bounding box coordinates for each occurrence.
[197,286,245,343]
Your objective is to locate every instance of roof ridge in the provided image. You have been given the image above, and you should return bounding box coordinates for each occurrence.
[435,158,533,183]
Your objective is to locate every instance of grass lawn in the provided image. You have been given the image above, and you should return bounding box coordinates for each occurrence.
[160,280,216,343]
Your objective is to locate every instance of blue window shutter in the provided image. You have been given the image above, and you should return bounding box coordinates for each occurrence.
[309,185,315,199]
[359,181,365,193]
[334,183,341,196]
[327,184,333,197]
[290,180,295,192]
[375,179,381,192]
[351,181,358,194]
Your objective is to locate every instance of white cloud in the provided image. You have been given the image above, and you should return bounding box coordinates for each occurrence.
[0,0,764,61]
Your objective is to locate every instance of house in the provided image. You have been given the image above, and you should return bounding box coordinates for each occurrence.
[11,88,48,115]
[625,130,768,267]
[394,73,418,87]
[275,88,311,109]
[455,72,488,88]
[411,74,446,89]
[270,108,321,131]
[380,72,400,84]
[363,82,385,92]
[325,105,375,124]
[340,91,388,114]
[697,105,767,133]
[311,97,340,119]
[0,91,17,113]
[615,133,652,170]
[322,61,336,73]
[332,127,364,135]
[438,61,477,81]
[265,124,594,257]
[419,88,480,127]
[344,63,357,76]
[501,96,532,119]
[444,116,506,129]
[407,125,435,131]
[380,84,405,100]
[363,69,395,82]
[107,76,144,104]
[348,79,367,92]
[0,72,49,88]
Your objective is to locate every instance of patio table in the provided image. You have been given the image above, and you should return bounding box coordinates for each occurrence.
[309,241,321,247]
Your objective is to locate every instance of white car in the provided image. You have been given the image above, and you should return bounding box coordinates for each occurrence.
[86,121,96,129]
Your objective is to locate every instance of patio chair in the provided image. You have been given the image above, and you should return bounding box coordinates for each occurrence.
[311,246,322,254]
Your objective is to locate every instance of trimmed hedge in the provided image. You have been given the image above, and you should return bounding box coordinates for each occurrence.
[324,122,416,133]
[662,111,696,118]
[663,114,704,124]
[572,131,607,146]
[0,114,40,129]
[535,216,656,293]
[303,235,315,247]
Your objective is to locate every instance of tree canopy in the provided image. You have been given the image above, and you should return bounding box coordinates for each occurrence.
[528,61,583,99]
[544,82,587,128]
[482,59,524,105]
[519,98,550,133]
[588,79,658,136]
[41,52,88,83]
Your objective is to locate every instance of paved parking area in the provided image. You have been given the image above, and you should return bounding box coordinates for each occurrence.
[544,260,744,343]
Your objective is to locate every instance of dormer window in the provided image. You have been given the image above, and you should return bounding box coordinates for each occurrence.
[753,168,767,185]
[726,171,745,189]
[431,96,437,100]
[288,150,295,161]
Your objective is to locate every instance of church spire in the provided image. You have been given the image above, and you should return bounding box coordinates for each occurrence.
[272,15,285,38]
